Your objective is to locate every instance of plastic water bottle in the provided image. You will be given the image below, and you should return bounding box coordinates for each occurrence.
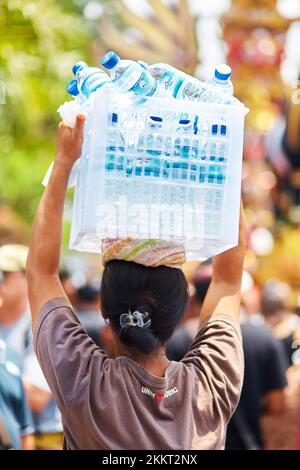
[175,117,192,159]
[208,64,234,96]
[66,79,87,107]
[105,113,126,176]
[57,77,89,128]
[146,116,163,157]
[177,76,238,105]
[146,63,184,98]
[218,142,227,163]
[147,63,239,105]
[146,117,163,178]
[101,51,157,97]
[73,61,110,99]
[174,114,201,161]
[135,116,163,177]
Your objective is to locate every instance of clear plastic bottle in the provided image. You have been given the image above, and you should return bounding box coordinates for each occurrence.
[135,116,163,177]
[105,111,126,177]
[72,61,110,99]
[147,63,185,98]
[101,51,157,97]
[207,64,234,96]
[66,79,88,107]
[146,116,163,157]
[147,63,239,105]
[177,76,238,105]
[175,117,192,159]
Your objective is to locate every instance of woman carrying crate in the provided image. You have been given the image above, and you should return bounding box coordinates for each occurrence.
[26,114,245,450]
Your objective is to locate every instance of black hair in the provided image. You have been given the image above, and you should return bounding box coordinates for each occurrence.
[100,260,189,356]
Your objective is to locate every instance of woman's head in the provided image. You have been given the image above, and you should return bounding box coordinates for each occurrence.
[101,260,188,356]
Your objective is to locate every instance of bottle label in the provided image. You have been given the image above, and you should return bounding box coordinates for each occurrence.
[163,72,175,90]
[81,73,109,98]
[131,71,157,96]
[116,64,142,93]
[154,71,183,98]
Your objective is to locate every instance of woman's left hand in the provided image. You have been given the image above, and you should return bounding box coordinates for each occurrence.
[55,113,86,168]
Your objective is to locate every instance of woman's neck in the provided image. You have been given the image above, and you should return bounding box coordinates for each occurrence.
[114,344,171,377]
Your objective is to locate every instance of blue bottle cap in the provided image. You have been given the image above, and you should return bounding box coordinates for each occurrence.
[150,116,163,122]
[212,124,218,135]
[220,124,227,136]
[101,51,120,70]
[112,113,118,124]
[179,119,190,125]
[66,79,79,96]
[72,61,88,75]
[214,64,231,81]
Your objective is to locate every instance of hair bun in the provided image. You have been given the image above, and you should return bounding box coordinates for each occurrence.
[119,325,160,355]
[101,260,188,356]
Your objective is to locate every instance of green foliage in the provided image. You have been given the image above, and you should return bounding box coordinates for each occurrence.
[0,0,90,227]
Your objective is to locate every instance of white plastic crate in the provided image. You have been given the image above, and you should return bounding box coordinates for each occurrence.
[70,87,248,260]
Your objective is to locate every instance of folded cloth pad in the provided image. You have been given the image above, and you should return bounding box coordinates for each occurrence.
[101,238,186,269]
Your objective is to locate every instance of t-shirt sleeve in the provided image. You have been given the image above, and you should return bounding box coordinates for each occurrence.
[181,314,244,421]
[33,298,108,411]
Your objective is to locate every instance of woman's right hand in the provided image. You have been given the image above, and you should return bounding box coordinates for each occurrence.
[212,198,246,286]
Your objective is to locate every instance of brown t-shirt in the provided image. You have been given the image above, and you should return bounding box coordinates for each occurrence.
[33,298,244,450]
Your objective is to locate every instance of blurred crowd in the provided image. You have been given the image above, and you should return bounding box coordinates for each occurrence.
[0,243,300,450]
[175,262,300,450]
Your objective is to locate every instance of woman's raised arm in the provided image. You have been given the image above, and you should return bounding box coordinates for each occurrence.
[199,201,246,324]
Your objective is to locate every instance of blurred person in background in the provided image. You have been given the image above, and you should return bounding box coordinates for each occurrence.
[261,281,300,364]
[0,274,34,450]
[166,263,212,361]
[73,282,105,347]
[60,269,106,348]
[0,245,63,450]
[240,273,264,326]
[282,74,300,211]
[260,281,300,449]
[59,268,77,306]
[0,340,34,449]
[226,276,288,450]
